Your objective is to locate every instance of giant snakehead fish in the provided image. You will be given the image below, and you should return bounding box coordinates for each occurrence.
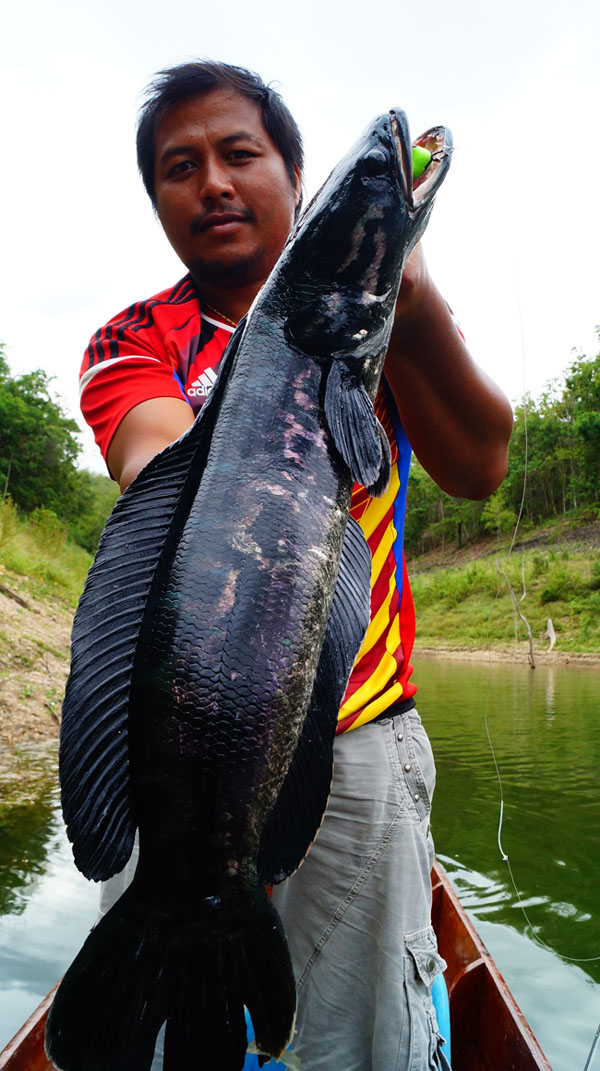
[45,110,451,1071]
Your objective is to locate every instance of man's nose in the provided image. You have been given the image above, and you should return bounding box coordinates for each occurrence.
[199,159,235,200]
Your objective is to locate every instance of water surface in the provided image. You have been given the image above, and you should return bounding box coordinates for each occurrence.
[415,653,600,1071]
[0,744,97,1048]
[0,658,599,1070]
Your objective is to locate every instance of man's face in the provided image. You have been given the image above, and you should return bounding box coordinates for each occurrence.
[153,89,301,291]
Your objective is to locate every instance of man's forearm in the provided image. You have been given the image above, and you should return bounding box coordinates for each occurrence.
[107,397,195,492]
[384,271,513,499]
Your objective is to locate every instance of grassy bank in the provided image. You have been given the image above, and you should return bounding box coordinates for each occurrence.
[2,499,600,751]
[0,500,92,748]
[409,525,600,655]
[0,498,92,608]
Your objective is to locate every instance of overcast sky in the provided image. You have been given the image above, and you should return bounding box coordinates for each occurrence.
[2,0,598,473]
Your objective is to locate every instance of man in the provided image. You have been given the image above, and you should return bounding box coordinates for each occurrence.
[83,61,513,1070]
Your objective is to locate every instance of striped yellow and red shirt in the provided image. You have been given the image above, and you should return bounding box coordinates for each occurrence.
[80,275,416,732]
[338,387,415,732]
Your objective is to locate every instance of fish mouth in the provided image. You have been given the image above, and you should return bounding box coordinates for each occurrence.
[390,113,452,211]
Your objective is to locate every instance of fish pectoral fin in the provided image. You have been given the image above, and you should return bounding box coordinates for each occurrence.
[324,361,391,495]
[60,325,245,882]
[258,516,371,883]
[60,419,206,880]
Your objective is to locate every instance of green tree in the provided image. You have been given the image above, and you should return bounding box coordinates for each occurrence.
[69,470,120,552]
[0,356,82,518]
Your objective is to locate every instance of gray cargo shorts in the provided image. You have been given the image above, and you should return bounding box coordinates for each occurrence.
[271,706,448,1070]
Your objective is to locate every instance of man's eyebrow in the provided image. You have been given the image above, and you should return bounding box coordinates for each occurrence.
[158,144,196,164]
[219,131,266,148]
[158,131,266,167]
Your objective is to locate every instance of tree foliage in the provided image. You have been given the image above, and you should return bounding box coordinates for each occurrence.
[0,345,118,552]
[406,339,600,555]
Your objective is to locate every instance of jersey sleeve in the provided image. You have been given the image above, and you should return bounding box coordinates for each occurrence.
[80,290,192,462]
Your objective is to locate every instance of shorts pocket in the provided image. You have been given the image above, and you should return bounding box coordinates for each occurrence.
[407,710,437,808]
[392,709,437,820]
[398,926,448,1071]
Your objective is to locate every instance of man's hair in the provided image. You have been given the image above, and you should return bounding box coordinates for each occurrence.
[136,60,304,209]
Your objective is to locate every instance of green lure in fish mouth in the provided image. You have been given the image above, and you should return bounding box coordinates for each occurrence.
[390,112,453,207]
[412,144,432,179]
[411,126,453,202]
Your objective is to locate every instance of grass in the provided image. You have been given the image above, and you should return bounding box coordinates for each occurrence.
[0,499,92,607]
[410,546,600,653]
[3,498,600,656]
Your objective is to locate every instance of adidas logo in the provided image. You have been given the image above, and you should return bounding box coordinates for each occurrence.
[187,367,217,398]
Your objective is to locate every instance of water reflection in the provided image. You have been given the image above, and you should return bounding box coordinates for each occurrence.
[0,743,97,1050]
[0,744,62,916]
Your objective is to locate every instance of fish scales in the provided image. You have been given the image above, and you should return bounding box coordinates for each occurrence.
[132,346,349,870]
[46,110,452,1070]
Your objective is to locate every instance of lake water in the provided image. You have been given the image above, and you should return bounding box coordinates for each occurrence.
[415,653,600,1071]
[0,656,599,1070]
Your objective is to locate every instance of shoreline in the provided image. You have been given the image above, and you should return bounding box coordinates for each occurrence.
[413,644,600,670]
[2,578,600,755]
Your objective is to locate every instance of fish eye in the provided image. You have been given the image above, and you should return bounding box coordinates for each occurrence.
[364,148,389,176]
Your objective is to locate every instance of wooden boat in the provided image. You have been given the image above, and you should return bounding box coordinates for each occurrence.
[0,861,551,1071]
[431,862,551,1070]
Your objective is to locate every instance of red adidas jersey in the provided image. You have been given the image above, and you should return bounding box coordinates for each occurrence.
[80,275,417,731]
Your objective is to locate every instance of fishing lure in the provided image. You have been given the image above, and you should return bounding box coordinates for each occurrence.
[412,143,449,182]
[412,144,432,179]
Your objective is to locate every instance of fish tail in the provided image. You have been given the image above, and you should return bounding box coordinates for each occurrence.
[162,883,296,1071]
[45,882,296,1071]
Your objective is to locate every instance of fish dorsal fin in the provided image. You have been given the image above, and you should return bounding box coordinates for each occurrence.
[60,324,245,881]
[324,361,391,495]
[257,515,371,884]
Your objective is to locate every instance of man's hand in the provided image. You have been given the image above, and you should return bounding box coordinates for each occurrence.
[394,243,430,324]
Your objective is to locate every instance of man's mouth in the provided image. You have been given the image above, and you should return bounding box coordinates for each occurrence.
[191,211,253,235]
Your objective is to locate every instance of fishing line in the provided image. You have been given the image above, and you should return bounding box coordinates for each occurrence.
[483,267,529,861]
[479,268,600,970]
[478,265,529,871]
[582,1021,600,1071]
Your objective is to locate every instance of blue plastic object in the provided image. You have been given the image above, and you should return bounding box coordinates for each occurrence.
[432,971,452,1065]
[242,976,451,1069]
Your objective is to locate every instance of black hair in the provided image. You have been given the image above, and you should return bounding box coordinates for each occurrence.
[136,60,304,210]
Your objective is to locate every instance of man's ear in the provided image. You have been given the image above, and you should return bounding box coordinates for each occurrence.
[292,165,302,206]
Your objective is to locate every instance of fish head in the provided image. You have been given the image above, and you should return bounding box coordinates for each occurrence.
[265,110,452,363]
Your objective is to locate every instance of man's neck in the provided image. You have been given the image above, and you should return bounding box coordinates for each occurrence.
[192,279,264,326]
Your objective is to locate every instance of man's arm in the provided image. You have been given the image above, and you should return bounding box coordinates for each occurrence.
[385,245,513,499]
[107,397,195,492]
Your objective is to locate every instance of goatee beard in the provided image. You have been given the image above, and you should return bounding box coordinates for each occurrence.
[189,251,268,289]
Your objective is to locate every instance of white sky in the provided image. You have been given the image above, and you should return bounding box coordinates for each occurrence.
[2,0,599,474]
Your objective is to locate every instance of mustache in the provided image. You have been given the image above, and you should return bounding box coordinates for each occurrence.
[190,208,256,235]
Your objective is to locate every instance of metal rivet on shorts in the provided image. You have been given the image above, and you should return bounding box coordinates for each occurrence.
[414,793,420,801]
[397,733,403,741]
[404,763,411,772]
[426,958,435,972]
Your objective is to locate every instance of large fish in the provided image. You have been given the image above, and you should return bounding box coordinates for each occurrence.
[45,112,451,1071]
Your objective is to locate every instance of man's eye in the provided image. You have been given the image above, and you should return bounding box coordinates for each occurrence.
[228,150,254,161]
[168,160,195,177]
